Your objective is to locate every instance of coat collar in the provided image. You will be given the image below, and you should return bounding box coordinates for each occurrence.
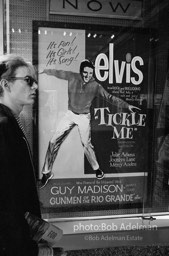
[0,103,26,138]
[0,103,15,118]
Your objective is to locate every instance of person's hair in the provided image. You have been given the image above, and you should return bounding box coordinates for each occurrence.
[79,59,94,74]
[0,55,36,96]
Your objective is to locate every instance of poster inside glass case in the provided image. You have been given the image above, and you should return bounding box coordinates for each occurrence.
[33,21,154,216]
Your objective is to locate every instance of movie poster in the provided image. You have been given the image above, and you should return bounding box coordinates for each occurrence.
[36,24,151,214]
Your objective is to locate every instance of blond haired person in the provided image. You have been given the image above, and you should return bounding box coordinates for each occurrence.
[0,55,65,256]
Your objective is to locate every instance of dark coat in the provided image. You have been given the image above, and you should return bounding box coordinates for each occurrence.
[0,103,41,256]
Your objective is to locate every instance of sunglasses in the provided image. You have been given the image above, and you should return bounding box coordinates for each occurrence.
[10,76,38,87]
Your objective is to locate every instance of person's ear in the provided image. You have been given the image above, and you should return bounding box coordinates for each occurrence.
[0,79,10,91]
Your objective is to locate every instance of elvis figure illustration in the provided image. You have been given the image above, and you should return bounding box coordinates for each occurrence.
[40,60,140,188]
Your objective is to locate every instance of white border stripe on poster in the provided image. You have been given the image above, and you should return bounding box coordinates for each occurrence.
[105,172,148,177]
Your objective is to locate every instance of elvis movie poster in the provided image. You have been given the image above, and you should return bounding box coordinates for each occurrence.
[34,22,152,215]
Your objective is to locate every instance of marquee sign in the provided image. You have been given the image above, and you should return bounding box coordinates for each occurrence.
[49,0,143,20]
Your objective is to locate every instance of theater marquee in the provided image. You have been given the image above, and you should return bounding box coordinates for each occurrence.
[49,0,143,20]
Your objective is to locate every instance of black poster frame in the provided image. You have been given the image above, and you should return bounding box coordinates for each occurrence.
[33,20,155,219]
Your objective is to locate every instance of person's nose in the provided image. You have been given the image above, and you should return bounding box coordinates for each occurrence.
[32,82,38,90]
